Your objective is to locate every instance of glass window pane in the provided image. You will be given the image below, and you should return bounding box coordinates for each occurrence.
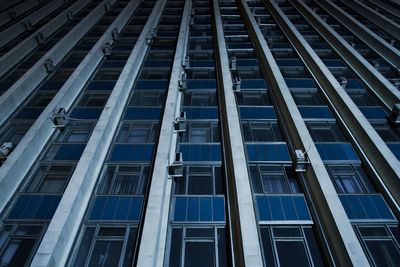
[0,239,36,266]
[184,242,215,267]
[88,241,123,267]
[275,241,311,267]
[365,240,400,267]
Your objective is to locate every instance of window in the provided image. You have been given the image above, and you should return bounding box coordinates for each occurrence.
[175,165,223,195]
[167,227,228,267]
[0,122,32,145]
[249,165,300,194]
[26,92,56,107]
[25,164,75,193]
[78,93,110,107]
[355,225,400,267]
[259,226,325,267]
[371,122,400,142]
[98,165,149,195]
[0,224,45,267]
[241,121,283,142]
[56,123,94,143]
[327,165,375,193]
[183,92,216,106]
[181,122,220,143]
[306,122,346,142]
[236,91,271,106]
[72,225,138,267]
[116,122,159,143]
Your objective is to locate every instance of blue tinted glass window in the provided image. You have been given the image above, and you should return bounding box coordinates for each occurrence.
[124,107,161,120]
[182,107,218,120]
[135,80,169,90]
[359,107,387,120]
[256,195,311,221]
[246,144,291,162]
[70,108,103,119]
[15,108,44,120]
[110,144,154,162]
[53,144,86,161]
[298,106,334,120]
[179,144,221,162]
[241,79,267,90]
[187,80,216,90]
[240,107,276,120]
[315,143,359,162]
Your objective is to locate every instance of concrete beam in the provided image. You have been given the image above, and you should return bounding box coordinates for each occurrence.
[0,0,41,28]
[314,0,400,69]
[30,0,168,265]
[0,0,140,220]
[212,1,263,266]
[0,0,92,78]
[136,1,191,266]
[290,0,400,111]
[238,0,370,266]
[339,0,400,41]
[262,0,400,212]
[0,0,66,49]
[0,0,25,13]
[363,0,400,21]
[0,0,116,128]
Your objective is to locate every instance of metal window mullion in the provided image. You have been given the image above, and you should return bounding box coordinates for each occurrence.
[212,0,263,266]
[314,0,400,69]
[0,0,117,127]
[290,0,400,111]
[239,0,372,266]
[261,0,400,215]
[0,0,67,49]
[364,0,400,22]
[135,1,191,265]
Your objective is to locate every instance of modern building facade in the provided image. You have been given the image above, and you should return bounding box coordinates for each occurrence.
[0,0,399,266]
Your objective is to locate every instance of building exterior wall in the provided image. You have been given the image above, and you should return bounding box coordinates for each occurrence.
[0,0,399,266]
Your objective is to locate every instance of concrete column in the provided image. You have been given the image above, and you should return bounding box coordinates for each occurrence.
[339,0,400,41]
[0,0,92,77]
[364,0,400,21]
[0,0,42,28]
[0,0,66,49]
[262,0,400,212]
[237,0,371,266]
[136,0,191,266]
[290,0,400,111]
[0,0,141,219]
[314,0,400,69]
[211,1,263,266]
[0,0,118,127]
[30,0,168,265]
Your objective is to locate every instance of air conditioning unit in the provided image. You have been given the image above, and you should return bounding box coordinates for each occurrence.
[24,21,32,30]
[66,11,73,21]
[388,103,400,126]
[168,153,184,178]
[50,108,68,129]
[182,56,190,69]
[233,77,241,93]
[104,1,111,11]
[36,32,45,45]
[174,112,187,132]
[294,149,309,172]
[112,28,119,41]
[0,142,13,157]
[44,59,55,73]
[230,56,237,70]
[178,71,187,91]
[102,42,111,56]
